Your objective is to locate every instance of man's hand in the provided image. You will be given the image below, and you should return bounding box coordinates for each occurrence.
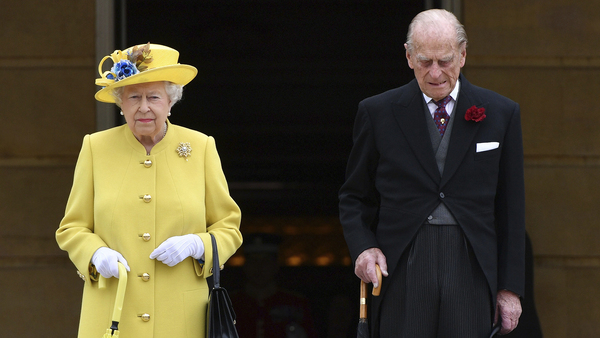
[355,248,389,288]
[495,289,522,334]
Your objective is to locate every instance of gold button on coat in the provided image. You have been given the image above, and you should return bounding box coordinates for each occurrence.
[143,159,152,168]
[141,233,151,241]
[141,273,150,281]
[143,194,152,203]
[140,313,150,322]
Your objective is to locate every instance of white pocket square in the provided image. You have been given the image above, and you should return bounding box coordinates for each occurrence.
[476,142,499,153]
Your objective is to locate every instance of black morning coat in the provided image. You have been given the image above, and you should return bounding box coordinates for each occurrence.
[339,74,526,305]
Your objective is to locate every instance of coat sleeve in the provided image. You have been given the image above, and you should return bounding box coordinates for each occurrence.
[339,102,381,262]
[56,135,107,282]
[495,103,526,297]
[194,136,242,278]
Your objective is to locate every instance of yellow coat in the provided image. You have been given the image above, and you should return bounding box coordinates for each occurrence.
[56,121,242,338]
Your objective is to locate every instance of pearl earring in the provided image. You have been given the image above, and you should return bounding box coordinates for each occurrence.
[120,111,124,116]
[168,112,171,116]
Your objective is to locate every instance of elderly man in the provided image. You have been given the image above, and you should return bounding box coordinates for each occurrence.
[339,9,525,337]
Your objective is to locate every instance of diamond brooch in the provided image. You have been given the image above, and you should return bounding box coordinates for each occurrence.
[176,142,192,161]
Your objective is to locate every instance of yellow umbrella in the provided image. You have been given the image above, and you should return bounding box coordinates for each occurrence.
[101,262,128,338]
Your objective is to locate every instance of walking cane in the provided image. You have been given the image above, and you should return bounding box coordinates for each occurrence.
[357,264,382,338]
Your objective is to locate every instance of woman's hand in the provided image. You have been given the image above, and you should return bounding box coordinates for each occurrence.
[150,234,205,267]
[91,247,130,278]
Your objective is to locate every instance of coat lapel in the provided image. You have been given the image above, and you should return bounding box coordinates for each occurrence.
[392,80,441,183]
[441,75,486,187]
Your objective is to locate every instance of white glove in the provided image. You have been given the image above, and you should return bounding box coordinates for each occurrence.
[150,234,205,267]
[91,247,130,278]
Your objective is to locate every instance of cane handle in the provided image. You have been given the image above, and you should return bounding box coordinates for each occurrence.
[372,264,382,296]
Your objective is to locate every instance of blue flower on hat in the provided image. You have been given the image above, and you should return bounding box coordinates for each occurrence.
[109,60,139,81]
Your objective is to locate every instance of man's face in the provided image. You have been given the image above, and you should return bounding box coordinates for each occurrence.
[405,27,466,101]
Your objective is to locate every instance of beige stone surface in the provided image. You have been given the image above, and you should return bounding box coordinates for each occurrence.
[566,268,600,336]
[0,0,94,58]
[0,1,95,337]
[465,1,600,58]
[0,165,74,255]
[525,165,600,256]
[0,68,96,157]
[535,265,567,337]
[535,265,600,337]
[0,263,83,337]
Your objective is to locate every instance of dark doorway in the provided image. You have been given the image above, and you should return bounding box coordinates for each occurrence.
[125,0,422,216]
[124,1,423,337]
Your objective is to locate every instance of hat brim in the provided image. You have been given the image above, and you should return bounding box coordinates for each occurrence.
[95,64,198,103]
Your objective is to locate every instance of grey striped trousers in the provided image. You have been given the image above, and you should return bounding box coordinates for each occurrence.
[378,224,492,338]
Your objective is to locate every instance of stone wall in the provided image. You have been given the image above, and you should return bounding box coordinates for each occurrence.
[463,0,600,336]
[0,1,96,336]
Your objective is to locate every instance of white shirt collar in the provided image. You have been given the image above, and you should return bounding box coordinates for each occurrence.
[423,79,460,117]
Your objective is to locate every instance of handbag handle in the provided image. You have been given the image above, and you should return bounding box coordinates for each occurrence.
[210,234,220,288]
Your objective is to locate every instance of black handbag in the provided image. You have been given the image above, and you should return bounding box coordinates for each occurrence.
[206,234,239,338]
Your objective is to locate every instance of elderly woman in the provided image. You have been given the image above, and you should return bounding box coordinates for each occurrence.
[56,43,242,337]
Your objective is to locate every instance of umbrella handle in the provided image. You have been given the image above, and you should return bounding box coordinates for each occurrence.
[372,264,382,296]
[360,280,368,319]
[97,263,126,289]
[111,262,128,322]
[359,264,383,320]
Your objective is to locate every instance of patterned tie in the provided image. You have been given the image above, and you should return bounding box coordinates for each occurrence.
[433,96,452,136]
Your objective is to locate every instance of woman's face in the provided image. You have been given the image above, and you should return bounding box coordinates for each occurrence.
[120,82,171,140]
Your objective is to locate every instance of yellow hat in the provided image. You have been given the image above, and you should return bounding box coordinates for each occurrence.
[95,43,198,103]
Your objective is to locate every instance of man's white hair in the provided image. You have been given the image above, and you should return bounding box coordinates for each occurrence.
[405,9,468,53]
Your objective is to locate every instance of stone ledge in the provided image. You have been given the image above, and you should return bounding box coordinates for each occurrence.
[0,255,70,269]
[535,255,600,268]
[0,57,94,69]
[525,155,600,167]
[0,158,76,167]
[468,56,600,69]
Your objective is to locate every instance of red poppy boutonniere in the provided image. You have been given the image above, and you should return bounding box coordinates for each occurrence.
[465,105,486,122]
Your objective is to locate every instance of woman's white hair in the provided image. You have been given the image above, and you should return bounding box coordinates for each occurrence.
[405,9,468,53]
[111,81,184,108]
